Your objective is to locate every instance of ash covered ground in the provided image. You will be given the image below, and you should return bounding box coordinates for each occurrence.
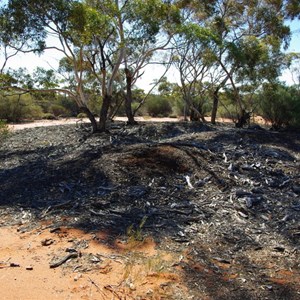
[1,121,300,299]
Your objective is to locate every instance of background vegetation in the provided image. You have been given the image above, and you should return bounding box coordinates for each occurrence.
[0,0,299,129]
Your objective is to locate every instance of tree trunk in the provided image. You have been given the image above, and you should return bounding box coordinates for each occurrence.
[125,68,137,125]
[211,89,219,124]
[183,101,188,121]
[99,94,111,132]
[190,108,199,121]
[235,109,251,128]
[79,106,98,133]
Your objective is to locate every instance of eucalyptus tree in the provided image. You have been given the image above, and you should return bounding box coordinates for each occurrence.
[208,0,291,125]
[3,0,133,131]
[171,25,218,121]
[177,0,292,126]
[112,0,180,124]
[1,0,103,131]
[3,0,181,131]
[171,0,231,122]
[0,0,45,87]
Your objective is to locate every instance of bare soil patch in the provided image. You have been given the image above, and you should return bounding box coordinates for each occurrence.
[1,121,300,299]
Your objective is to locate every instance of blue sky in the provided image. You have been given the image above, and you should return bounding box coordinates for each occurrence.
[287,19,300,52]
[280,19,300,85]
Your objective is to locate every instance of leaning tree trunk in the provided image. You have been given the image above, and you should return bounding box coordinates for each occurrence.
[125,68,137,125]
[189,105,204,122]
[99,94,111,132]
[211,89,219,124]
[79,106,98,133]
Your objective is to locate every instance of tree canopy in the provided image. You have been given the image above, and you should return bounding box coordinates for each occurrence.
[0,0,299,129]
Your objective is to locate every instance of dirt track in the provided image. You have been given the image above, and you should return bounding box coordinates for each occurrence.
[8,117,180,131]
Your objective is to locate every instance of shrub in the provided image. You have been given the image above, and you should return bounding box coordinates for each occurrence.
[0,119,10,140]
[218,103,238,120]
[77,112,87,118]
[132,101,147,116]
[49,104,68,117]
[0,94,43,122]
[258,83,300,129]
[42,113,57,120]
[145,95,172,117]
[58,96,78,116]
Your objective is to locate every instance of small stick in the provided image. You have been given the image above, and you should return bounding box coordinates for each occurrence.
[88,277,101,291]
[104,285,122,300]
[185,175,194,189]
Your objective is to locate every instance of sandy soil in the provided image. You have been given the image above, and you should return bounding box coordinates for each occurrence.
[0,224,184,300]
[7,115,269,132]
[8,117,180,131]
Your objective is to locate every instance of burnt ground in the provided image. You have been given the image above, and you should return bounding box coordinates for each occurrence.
[0,121,300,299]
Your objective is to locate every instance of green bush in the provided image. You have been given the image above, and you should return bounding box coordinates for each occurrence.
[258,83,300,129]
[0,119,10,140]
[172,100,184,117]
[217,103,238,120]
[42,113,57,120]
[87,94,102,115]
[57,96,78,117]
[49,104,68,117]
[132,101,147,116]
[77,112,87,118]
[0,94,43,122]
[145,95,172,117]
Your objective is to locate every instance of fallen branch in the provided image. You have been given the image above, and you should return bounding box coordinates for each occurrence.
[50,253,78,268]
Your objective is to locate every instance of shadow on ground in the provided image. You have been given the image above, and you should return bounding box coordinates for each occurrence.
[1,122,299,299]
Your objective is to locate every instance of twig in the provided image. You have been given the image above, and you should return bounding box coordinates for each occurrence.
[88,277,101,291]
[51,200,73,210]
[185,175,194,189]
[97,253,124,264]
[104,284,122,299]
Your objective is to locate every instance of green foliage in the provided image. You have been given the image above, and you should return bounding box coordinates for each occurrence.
[0,73,17,88]
[2,0,298,131]
[1,0,47,51]
[32,67,59,89]
[42,113,57,120]
[0,93,43,122]
[67,2,113,45]
[58,95,79,116]
[128,0,180,40]
[217,91,239,120]
[218,103,238,120]
[32,92,78,117]
[0,119,10,141]
[179,22,219,45]
[258,83,300,129]
[86,94,101,115]
[286,0,300,19]
[77,112,87,118]
[9,68,34,89]
[49,104,68,117]
[145,95,172,117]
